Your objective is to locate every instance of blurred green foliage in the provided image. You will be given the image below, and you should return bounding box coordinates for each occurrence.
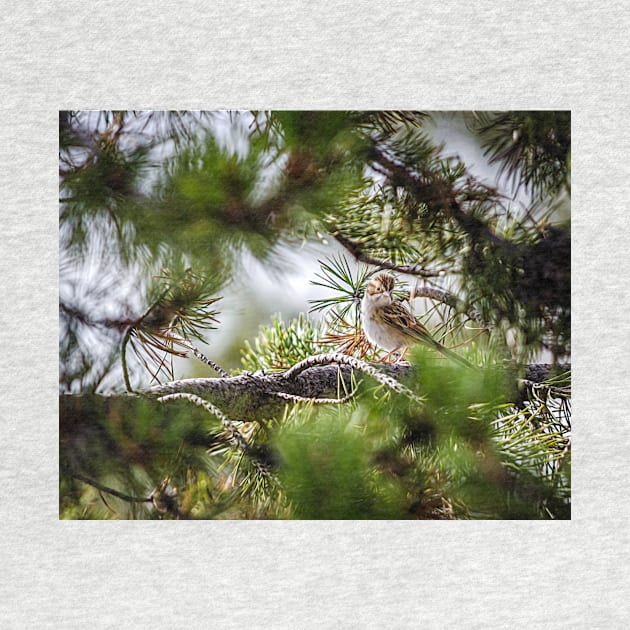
[275,412,408,519]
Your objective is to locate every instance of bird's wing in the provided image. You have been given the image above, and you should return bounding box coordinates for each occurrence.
[381,302,438,346]
[382,302,473,367]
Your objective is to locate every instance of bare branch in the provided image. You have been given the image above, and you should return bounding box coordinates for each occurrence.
[189,346,230,378]
[167,334,230,378]
[63,360,568,429]
[72,472,152,503]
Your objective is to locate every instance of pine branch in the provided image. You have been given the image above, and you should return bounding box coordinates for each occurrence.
[333,233,442,277]
[282,352,424,403]
[370,145,509,248]
[142,358,410,421]
[138,359,566,422]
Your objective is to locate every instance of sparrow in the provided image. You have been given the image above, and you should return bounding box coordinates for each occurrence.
[361,272,472,367]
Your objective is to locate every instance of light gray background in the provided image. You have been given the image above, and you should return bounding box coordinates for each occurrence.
[1,1,626,627]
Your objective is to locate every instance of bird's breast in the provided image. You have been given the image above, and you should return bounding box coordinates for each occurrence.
[362,306,407,352]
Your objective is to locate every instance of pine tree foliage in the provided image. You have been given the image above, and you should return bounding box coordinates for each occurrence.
[60,110,570,519]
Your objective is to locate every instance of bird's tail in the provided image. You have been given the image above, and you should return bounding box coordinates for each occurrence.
[432,339,475,368]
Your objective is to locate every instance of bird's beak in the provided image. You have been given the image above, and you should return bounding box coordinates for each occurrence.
[384,291,392,300]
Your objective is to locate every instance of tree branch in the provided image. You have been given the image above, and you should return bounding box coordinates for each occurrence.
[139,355,567,422]
[71,473,152,503]
[333,233,442,278]
[143,354,418,421]
[61,356,569,430]
[370,146,509,248]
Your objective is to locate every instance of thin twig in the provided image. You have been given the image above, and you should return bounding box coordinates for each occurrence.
[155,328,230,378]
[171,336,230,378]
[191,346,230,378]
[121,327,134,393]
[72,472,152,503]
